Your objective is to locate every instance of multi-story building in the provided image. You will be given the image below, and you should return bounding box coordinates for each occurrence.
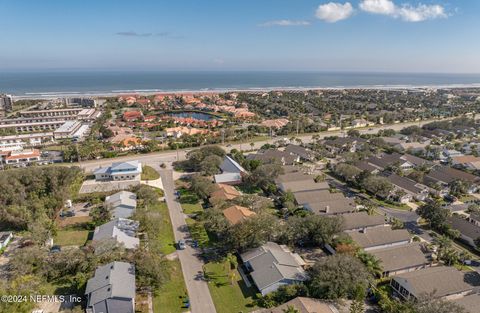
[94,160,142,181]
[0,148,41,165]
[0,94,13,117]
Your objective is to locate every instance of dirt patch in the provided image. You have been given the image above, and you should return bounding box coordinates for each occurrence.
[57,216,92,228]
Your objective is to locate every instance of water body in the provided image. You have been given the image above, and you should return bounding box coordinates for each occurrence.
[1,71,480,97]
[167,111,216,121]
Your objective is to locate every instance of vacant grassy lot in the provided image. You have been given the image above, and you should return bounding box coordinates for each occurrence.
[54,230,90,246]
[149,202,177,255]
[153,260,189,313]
[204,260,258,313]
[142,165,161,181]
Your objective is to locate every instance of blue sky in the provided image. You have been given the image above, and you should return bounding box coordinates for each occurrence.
[0,0,479,73]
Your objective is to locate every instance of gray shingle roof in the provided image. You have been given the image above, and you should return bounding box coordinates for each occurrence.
[294,190,345,206]
[370,243,429,273]
[451,293,480,313]
[348,226,411,250]
[448,215,480,240]
[85,261,135,312]
[340,212,386,231]
[307,198,356,215]
[279,180,330,193]
[240,242,306,291]
[393,266,480,299]
[93,218,139,250]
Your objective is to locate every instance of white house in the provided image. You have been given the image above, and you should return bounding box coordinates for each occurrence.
[94,160,142,181]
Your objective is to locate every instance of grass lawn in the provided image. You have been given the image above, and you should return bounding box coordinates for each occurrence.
[153,202,177,255]
[142,165,161,181]
[204,260,258,313]
[54,230,90,246]
[185,217,211,247]
[182,202,203,215]
[153,260,189,313]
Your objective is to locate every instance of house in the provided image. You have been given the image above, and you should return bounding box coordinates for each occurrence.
[351,118,369,128]
[424,165,479,193]
[340,212,386,232]
[385,173,430,201]
[394,142,429,153]
[248,149,299,166]
[105,191,137,219]
[293,190,346,207]
[214,156,246,185]
[323,137,366,153]
[122,110,143,122]
[93,218,139,252]
[451,293,480,313]
[222,205,256,225]
[348,226,411,251]
[390,266,480,301]
[451,155,480,171]
[210,183,241,203]
[278,179,330,193]
[85,261,136,313]
[94,160,142,181]
[370,243,430,277]
[448,215,480,248]
[240,242,307,295]
[0,148,41,165]
[257,297,337,313]
[0,231,13,249]
[307,198,357,215]
[261,118,289,129]
[284,145,315,161]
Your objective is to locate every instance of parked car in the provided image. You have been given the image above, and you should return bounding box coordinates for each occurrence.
[50,245,62,253]
[177,239,186,250]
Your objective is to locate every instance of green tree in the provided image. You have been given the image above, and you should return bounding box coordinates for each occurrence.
[417,202,450,231]
[307,254,372,300]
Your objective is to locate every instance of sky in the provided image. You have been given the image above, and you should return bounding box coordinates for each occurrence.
[0,0,479,73]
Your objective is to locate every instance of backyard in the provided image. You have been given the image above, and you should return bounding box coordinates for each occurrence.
[54,230,90,246]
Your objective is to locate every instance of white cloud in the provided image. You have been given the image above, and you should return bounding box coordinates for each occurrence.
[259,20,311,27]
[359,0,396,15]
[397,4,447,22]
[359,0,447,22]
[315,2,354,23]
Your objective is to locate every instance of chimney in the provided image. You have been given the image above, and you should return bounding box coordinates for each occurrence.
[325,205,330,213]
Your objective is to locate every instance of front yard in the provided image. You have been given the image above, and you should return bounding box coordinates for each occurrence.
[204,260,258,313]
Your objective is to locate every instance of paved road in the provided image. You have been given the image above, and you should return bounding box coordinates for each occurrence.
[160,169,217,313]
[76,117,453,173]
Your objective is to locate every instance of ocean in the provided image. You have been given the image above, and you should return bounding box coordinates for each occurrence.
[1,71,480,97]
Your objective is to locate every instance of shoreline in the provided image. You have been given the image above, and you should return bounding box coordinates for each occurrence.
[11,83,480,100]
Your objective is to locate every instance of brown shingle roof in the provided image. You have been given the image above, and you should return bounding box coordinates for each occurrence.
[222,205,256,225]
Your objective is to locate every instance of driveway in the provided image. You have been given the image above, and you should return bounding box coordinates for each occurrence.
[160,169,217,313]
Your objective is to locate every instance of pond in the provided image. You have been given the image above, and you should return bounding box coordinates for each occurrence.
[167,111,218,121]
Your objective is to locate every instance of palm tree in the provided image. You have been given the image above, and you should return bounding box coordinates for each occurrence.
[225,253,238,285]
[357,252,383,277]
